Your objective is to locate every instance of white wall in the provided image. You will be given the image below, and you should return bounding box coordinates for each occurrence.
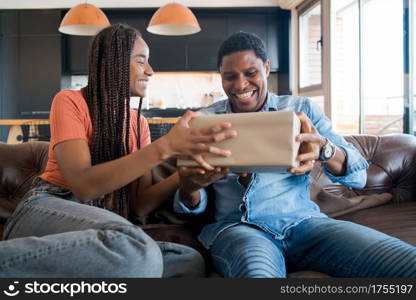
[69,72,279,109]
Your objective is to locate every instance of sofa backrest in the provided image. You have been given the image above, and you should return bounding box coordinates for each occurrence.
[310,134,416,203]
[1,134,415,221]
[0,142,49,220]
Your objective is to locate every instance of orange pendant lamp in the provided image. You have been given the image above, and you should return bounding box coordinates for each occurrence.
[147,2,201,36]
[59,3,110,36]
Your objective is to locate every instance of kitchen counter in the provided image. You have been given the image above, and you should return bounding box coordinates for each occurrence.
[0,118,179,144]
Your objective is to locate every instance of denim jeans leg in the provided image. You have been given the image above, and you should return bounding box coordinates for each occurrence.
[285,217,416,277]
[158,241,205,278]
[210,224,286,278]
[0,193,163,278]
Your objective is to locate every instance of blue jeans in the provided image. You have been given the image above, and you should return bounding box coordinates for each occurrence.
[0,181,204,278]
[210,218,416,278]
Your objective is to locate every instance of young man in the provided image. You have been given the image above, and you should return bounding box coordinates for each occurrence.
[174,32,416,278]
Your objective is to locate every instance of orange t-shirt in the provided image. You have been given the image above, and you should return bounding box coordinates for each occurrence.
[40,90,151,189]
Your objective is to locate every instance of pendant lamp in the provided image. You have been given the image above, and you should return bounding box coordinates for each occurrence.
[59,2,110,36]
[147,3,201,36]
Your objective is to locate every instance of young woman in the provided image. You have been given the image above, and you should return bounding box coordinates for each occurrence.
[0,24,236,277]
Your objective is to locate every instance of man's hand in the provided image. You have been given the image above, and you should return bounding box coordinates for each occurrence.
[178,166,230,208]
[178,166,230,194]
[288,112,326,175]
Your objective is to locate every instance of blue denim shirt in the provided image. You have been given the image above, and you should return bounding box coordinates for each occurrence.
[173,94,369,249]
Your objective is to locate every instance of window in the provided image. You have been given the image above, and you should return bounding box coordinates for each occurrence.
[361,0,404,135]
[299,0,323,90]
[295,0,329,115]
[294,0,407,135]
[331,0,360,134]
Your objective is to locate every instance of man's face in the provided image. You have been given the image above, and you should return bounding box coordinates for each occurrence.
[220,50,270,113]
[130,37,154,98]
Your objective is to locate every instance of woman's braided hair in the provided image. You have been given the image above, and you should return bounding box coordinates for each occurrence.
[83,23,143,218]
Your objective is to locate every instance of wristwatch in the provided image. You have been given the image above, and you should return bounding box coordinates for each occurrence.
[319,138,336,162]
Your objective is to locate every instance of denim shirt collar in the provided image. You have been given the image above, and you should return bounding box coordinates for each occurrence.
[218,92,278,114]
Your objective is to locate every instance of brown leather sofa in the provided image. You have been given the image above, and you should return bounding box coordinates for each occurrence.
[1,134,416,277]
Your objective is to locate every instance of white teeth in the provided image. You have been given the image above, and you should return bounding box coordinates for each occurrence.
[138,80,147,84]
[236,91,253,99]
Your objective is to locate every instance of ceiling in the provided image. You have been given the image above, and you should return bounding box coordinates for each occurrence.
[0,0,284,9]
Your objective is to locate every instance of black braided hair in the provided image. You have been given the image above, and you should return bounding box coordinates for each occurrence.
[82,23,142,218]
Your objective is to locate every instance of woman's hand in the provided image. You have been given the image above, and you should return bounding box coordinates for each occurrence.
[160,110,237,170]
[288,112,326,175]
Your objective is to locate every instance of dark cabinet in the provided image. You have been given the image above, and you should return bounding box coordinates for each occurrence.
[0,12,19,141]
[267,15,279,72]
[18,35,61,113]
[62,8,287,74]
[147,39,187,71]
[187,41,221,70]
[228,14,268,40]
[18,11,61,116]
[66,35,92,75]
[185,14,227,71]
[227,13,280,71]
[0,11,19,120]
[19,11,61,35]
[0,10,61,118]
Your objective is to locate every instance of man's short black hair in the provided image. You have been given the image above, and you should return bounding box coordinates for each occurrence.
[217,31,268,69]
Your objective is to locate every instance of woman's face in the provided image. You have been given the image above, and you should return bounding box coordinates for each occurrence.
[130,37,154,97]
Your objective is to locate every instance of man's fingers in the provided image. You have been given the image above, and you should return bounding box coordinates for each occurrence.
[288,160,315,175]
[179,166,207,175]
[297,152,318,162]
[296,133,322,143]
[297,112,311,132]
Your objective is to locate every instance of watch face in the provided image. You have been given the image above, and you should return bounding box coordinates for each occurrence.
[324,145,332,158]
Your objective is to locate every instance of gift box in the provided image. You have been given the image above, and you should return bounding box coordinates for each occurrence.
[177,110,301,173]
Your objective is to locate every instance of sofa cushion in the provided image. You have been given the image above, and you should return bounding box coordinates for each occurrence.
[316,190,392,218]
[338,201,416,246]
